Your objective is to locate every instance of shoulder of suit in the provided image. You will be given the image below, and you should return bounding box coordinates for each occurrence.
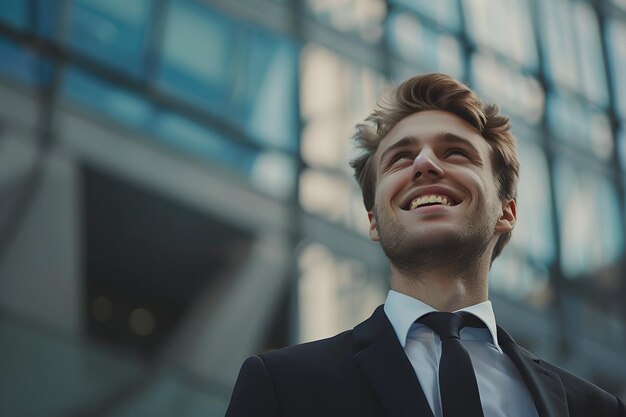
[525,353,624,411]
[251,329,360,379]
[257,306,388,363]
[260,329,355,361]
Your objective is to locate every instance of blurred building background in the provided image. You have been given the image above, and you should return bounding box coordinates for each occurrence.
[0,0,625,415]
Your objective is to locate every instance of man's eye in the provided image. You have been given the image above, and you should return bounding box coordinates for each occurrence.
[392,152,414,163]
[446,148,468,158]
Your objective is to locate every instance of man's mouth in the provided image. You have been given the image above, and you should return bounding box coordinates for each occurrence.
[409,194,452,210]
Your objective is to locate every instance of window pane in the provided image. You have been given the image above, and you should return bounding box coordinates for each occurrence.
[512,137,555,263]
[61,67,296,197]
[490,252,551,309]
[540,0,577,89]
[301,116,351,170]
[0,37,53,86]
[298,242,385,342]
[611,0,626,11]
[300,42,386,172]
[238,34,298,151]
[571,2,608,105]
[387,11,463,78]
[540,0,608,105]
[299,43,385,233]
[0,0,60,37]
[151,111,249,166]
[462,0,537,68]
[62,67,153,129]
[299,168,370,233]
[606,19,626,118]
[299,169,351,222]
[249,151,296,199]
[306,0,387,43]
[159,1,229,99]
[617,124,626,172]
[547,91,613,160]
[66,0,153,77]
[159,1,298,151]
[554,159,623,282]
[0,0,29,29]
[610,0,626,10]
[389,0,460,31]
[470,53,544,124]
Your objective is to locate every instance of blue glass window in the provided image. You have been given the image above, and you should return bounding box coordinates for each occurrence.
[490,252,551,308]
[513,136,555,263]
[490,132,554,307]
[609,0,626,12]
[617,125,626,173]
[547,91,613,160]
[152,112,295,198]
[462,0,537,68]
[471,54,544,124]
[389,0,460,32]
[0,37,53,86]
[554,159,623,280]
[61,67,295,197]
[0,0,29,29]
[0,0,60,38]
[306,0,387,43]
[540,0,608,105]
[65,0,154,77]
[606,19,626,119]
[151,111,254,168]
[62,68,153,129]
[387,11,463,78]
[158,1,298,151]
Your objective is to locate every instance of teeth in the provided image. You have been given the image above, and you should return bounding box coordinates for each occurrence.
[409,194,451,209]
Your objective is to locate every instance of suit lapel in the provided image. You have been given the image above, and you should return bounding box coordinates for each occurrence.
[498,327,569,417]
[353,306,434,417]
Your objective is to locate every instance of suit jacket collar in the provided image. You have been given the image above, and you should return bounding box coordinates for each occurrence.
[497,327,569,417]
[353,305,434,417]
[353,305,569,417]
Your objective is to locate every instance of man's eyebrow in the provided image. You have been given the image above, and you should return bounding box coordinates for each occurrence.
[379,136,419,167]
[439,133,481,154]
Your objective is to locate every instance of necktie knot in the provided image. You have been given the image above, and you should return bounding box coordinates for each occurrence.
[418,312,464,340]
[417,312,485,341]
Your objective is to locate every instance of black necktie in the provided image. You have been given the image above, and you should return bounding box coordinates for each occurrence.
[417,312,485,417]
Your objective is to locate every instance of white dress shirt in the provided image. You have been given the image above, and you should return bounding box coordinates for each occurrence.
[384,290,539,417]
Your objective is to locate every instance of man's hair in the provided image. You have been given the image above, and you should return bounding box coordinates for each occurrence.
[349,73,519,261]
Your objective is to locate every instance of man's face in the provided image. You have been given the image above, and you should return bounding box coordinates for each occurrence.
[368,110,516,271]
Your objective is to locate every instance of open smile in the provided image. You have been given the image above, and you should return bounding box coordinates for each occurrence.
[409,194,452,209]
[401,188,461,211]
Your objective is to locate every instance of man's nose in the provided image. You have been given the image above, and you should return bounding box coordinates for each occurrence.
[411,150,445,180]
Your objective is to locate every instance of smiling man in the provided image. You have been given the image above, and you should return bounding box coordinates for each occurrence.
[225,73,625,417]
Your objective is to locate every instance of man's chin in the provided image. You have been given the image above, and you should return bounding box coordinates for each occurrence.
[378,227,490,272]
[405,228,461,245]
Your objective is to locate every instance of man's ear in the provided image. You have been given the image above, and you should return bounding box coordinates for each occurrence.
[368,210,379,241]
[495,198,516,234]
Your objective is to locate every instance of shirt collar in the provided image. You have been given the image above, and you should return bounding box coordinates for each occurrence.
[383,289,502,353]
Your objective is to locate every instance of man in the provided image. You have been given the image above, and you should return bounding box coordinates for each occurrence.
[225,73,625,417]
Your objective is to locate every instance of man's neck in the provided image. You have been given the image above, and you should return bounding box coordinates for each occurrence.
[389,263,489,312]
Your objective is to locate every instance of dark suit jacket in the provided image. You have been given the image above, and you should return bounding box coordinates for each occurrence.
[225,305,625,417]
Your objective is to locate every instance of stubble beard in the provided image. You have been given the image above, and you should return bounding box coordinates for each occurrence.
[373,207,493,279]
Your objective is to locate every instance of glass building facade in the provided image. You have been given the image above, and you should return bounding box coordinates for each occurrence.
[0,0,625,415]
